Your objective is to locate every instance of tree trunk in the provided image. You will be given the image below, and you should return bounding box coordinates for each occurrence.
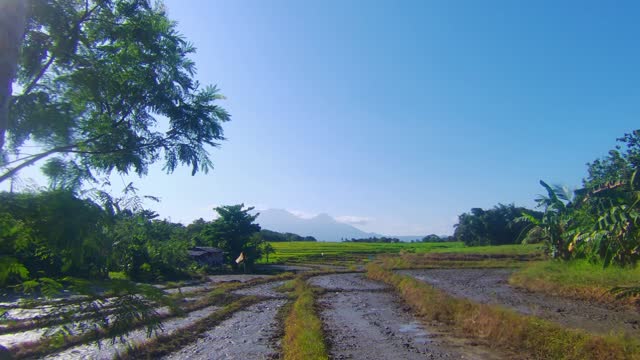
[0,0,28,152]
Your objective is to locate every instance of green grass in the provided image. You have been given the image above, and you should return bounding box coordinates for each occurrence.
[260,241,542,264]
[510,259,640,305]
[428,243,544,255]
[282,277,328,360]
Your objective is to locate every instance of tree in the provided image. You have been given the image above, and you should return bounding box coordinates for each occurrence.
[519,181,573,259]
[585,130,640,190]
[186,218,209,246]
[454,204,539,246]
[0,190,110,279]
[422,234,442,243]
[257,229,317,242]
[1,0,230,185]
[0,0,27,151]
[201,204,263,269]
[262,242,275,263]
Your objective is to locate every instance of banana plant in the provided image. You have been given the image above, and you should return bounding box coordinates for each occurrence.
[577,170,640,267]
[518,180,574,259]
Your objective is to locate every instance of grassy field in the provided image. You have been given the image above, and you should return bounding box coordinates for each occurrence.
[261,241,543,264]
[510,260,640,306]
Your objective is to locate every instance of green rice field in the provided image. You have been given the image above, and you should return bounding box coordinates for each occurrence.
[261,241,543,264]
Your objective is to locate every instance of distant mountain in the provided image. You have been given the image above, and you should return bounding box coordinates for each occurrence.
[256,209,378,242]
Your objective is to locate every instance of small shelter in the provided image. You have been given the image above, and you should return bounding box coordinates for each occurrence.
[188,246,224,266]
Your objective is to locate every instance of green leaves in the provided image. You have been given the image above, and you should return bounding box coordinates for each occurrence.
[3,0,230,186]
[0,257,30,285]
[200,204,263,269]
[453,204,539,247]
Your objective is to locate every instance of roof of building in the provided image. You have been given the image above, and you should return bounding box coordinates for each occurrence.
[187,250,208,257]
[189,246,224,254]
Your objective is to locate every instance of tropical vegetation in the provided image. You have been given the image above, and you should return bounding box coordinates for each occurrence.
[520,130,640,267]
[452,204,540,246]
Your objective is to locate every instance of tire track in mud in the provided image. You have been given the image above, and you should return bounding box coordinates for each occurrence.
[163,299,286,360]
[159,281,288,360]
[311,273,505,360]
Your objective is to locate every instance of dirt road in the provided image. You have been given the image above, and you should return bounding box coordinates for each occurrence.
[311,273,508,360]
[163,299,286,360]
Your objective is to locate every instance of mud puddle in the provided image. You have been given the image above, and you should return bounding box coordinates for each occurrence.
[314,273,507,360]
[399,268,640,337]
[163,299,286,360]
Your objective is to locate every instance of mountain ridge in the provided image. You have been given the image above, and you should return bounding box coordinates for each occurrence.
[255,208,425,242]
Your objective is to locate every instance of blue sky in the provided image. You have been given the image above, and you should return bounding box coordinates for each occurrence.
[6,1,640,235]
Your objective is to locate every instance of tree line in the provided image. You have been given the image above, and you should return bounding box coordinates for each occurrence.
[1,187,287,289]
[343,237,401,243]
[259,229,317,242]
[451,130,640,267]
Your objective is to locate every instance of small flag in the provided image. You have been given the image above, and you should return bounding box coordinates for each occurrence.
[235,252,245,264]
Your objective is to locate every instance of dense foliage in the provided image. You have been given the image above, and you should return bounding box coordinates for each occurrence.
[199,204,264,270]
[453,204,541,246]
[0,191,267,289]
[421,234,453,242]
[259,229,317,242]
[1,0,230,186]
[521,130,640,266]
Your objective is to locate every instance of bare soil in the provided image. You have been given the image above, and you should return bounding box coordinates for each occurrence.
[0,275,284,357]
[399,268,640,337]
[163,299,286,360]
[42,305,221,360]
[311,273,508,360]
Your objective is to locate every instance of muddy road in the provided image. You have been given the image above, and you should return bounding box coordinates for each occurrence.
[311,273,508,360]
[399,268,640,337]
[163,299,286,360]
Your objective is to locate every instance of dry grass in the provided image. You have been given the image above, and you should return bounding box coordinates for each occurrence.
[366,263,640,360]
[282,277,328,360]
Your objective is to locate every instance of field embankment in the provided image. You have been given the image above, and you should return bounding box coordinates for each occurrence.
[510,260,640,308]
[400,268,640,338]
[367,263,640,360]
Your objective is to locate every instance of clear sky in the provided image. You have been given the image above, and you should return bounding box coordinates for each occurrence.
[7,0,640,235]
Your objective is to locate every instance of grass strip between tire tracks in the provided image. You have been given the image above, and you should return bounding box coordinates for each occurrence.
[366,263,640,360]
[281,276,329,360]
